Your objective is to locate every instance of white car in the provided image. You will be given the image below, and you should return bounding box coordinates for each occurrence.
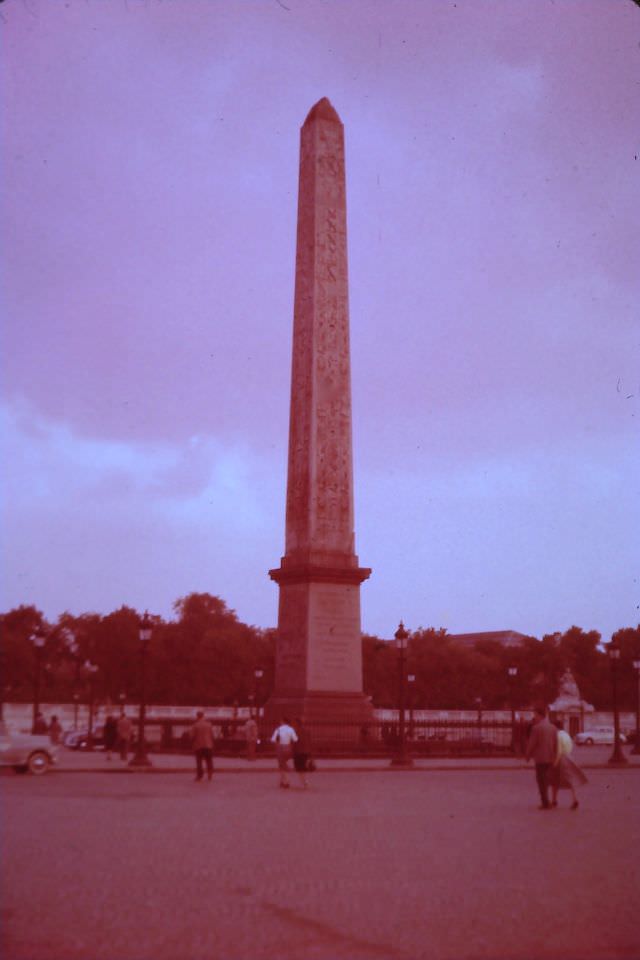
[0,721,59,774]
[574,726,627,746]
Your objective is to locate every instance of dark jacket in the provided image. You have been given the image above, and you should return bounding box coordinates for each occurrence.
[294,725,312,755]
[191,717,215,751]
[525,717,558,764]
[103,717,118,749]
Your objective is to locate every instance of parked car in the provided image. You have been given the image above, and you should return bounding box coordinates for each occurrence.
[63,726,104,750]
[0,721,58,775]
[575,726,627,746]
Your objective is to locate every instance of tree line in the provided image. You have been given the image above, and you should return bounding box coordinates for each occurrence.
[1,593,638,711]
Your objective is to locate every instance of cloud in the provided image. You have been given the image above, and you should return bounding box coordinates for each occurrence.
[2,0,638,643]
[1,402,284,624]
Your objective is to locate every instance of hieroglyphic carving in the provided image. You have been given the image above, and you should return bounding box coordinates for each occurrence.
[313,118,353,553]
[284,126,316,556]
[284,99,355,560]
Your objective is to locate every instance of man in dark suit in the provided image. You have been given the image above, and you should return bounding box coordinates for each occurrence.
[190,711,215,782]
[525,705,558,809]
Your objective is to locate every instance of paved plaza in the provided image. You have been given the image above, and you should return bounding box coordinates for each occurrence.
[1,764,638,960]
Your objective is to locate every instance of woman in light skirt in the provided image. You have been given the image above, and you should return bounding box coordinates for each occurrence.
[549,720,588,810]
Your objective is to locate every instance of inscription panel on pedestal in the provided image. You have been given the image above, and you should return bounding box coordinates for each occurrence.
[306,582,362,692]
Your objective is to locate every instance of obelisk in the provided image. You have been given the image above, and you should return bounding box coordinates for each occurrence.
[268,98,372,726]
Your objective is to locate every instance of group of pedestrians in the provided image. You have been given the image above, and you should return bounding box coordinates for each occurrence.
[38,703,588,807]
[102,711,133,761]
[33,708,136,759]
[34,712,64,746]
[187,712,313,788]
[525,705,587,810]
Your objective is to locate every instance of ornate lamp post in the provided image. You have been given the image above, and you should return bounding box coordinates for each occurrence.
[391,622,413,767]
[130,612,153,768]
[508,666,518,752]
[474,696,483,740]
[30,629,47,733]
[63,629,84,729]
[84,661,99,750]
[607,643,627,766]
[408,674,416,739]
[254,668,264,719]
[632,658,640,756]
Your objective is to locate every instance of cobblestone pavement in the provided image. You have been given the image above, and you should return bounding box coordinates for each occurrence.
[1,767,638,960]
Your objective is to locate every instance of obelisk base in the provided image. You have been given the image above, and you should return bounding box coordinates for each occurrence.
[262,692,374,746]
[266,563,373,744]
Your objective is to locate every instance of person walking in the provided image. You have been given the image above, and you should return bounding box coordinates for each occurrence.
[271,716,297,789]
[33,712,48,735]
[292,717,313,789]
[549,720,587,810]
[117,711,133,761]
[190,711,215,782]
[525,705,558,810]
[48,715,62,745]
[244,716,258,761]
[103,713,118,760]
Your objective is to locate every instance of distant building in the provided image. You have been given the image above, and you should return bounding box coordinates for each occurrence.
[448,631,529,649]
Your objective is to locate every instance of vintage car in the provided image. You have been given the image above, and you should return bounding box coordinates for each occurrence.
[63,726,105,750]
[0,721,58,774]
[574,726,627,746]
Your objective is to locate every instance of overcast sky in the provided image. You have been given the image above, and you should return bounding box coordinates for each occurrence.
[2,0,638,641]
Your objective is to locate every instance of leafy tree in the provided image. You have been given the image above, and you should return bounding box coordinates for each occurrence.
[3,594,639,713]
[611,625,640,710]
[150,593,274,706]
[362,634,396,706]
[0,605,47,701]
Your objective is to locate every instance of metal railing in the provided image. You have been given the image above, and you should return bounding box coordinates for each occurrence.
[134,717,527,758]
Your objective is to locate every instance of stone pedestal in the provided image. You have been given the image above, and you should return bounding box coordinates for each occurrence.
[267,99,372,732]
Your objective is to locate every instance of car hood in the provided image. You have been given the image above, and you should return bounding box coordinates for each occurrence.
[10,733,54,751]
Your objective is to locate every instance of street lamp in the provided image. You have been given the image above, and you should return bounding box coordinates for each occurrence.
[390,621,413,767]
[84,661,99,750]
[475,697,483,724]
[30,629,47,733]
[607,643,627,766]
[632,658,640,756]
[130,612,153,768]
[508,666,518,752]
[254,669,264,720]
[408,674,416,738]
[63,629,84,729]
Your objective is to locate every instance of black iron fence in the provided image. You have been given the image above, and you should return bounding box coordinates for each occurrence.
[126,716,528,758]
[265,719,527,758]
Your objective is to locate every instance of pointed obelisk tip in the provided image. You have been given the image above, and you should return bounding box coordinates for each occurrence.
[303,97,342,125]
